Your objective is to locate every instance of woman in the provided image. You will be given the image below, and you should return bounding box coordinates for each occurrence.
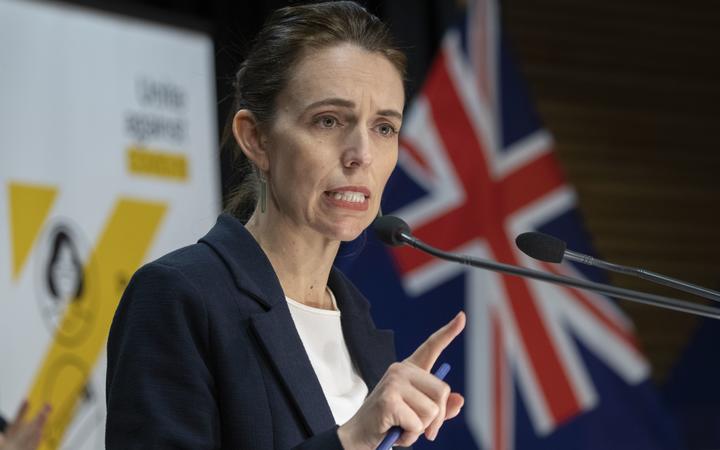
[106,2,465,449]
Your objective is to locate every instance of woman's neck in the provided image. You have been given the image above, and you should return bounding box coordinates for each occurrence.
[245,210,340,310]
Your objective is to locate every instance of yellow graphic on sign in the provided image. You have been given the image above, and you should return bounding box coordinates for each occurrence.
[25,198,166,450]
[8,182,58,280]
[127,146,189,181]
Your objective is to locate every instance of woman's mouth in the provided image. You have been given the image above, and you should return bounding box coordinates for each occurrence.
[323,188,370,211]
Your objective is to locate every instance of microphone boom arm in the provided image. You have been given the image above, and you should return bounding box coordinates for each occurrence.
[564,249,720,303]
[400,232,720,320]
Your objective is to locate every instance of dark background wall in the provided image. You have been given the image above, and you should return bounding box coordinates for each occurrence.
[64,0,720,385]
[502,0,720,383]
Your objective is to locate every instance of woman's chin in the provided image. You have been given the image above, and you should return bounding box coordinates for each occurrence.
[319,219,370,243]
[333,228,366,243]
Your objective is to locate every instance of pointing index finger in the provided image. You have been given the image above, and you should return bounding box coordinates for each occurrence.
[406,311,466,371]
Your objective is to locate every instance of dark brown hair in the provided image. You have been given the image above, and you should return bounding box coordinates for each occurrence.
[223,1,406,221]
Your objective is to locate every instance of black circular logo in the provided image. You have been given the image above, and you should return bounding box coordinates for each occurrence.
[34,218,99,347]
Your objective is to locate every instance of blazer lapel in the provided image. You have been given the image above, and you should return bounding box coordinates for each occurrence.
[199,214,337,435]
[250,305,337,435]
[329,269,397,391]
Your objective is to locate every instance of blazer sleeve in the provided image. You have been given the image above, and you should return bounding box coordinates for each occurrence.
[105,262,219,449]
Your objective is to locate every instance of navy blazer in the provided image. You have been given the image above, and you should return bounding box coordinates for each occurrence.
[106,214,397,449]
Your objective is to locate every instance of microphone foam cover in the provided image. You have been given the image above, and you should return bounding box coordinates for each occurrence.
[372,215,411,247]
[515,232,567,263]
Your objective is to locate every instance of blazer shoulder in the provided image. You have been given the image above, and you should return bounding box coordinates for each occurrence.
[138,243,232,297]
[128,241,265,317]
[149,242,223,282]
[117,251,210,323]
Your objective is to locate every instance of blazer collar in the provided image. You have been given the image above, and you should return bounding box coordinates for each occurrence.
[198,214,395,434]
[198,213,283,309]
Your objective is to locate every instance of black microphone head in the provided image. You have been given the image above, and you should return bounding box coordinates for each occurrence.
[371,215,411,247]
[515,231,567,263]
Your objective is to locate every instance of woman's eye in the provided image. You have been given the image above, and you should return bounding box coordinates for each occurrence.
[317,116,338,128]
[377,123,398,137]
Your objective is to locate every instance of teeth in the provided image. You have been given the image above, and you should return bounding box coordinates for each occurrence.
[330,191,366,203]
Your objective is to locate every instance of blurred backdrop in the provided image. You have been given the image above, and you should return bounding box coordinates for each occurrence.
[2,0,719,449]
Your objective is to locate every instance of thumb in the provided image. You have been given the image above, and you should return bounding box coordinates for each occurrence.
[406,311,466,371]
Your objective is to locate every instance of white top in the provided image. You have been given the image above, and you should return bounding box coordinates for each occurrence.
[286,288,368,425]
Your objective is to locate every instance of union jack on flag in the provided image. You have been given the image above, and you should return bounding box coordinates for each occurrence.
[340,1,682,449]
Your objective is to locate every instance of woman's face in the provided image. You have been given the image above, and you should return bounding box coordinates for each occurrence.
[51,243,79,301]
[263,43,404,242]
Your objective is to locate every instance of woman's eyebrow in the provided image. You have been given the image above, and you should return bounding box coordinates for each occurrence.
[304,97,355,111]
[377,109,403,121]
[304,98,403,121]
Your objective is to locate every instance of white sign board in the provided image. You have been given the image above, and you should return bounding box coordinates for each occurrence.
[0,1,219,448]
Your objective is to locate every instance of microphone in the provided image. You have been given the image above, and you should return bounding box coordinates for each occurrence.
[515,231,720,303]
[371,215,720,320]
[515,231,565,263]
[372,215,410,247]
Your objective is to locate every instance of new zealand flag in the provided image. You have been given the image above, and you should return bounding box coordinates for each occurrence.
[337,1,682,448]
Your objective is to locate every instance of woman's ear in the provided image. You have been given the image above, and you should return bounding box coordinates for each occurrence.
[232,110,269,172]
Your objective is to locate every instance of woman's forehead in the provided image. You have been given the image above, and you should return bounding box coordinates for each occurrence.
[280,44,405,113]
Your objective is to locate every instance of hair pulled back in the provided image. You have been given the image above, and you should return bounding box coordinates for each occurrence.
[223,1,406,221]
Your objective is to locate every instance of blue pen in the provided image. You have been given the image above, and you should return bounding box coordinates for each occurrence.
[376,362,452,450]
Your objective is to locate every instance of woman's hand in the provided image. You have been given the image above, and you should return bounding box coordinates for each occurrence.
[338,311,466,449]
[0,400,51,450]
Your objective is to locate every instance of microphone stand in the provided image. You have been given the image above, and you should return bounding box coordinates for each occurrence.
[563,249,720,303]
[397,231,720,321]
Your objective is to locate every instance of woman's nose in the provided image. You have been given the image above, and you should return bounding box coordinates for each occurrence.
[342,126,373,168]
